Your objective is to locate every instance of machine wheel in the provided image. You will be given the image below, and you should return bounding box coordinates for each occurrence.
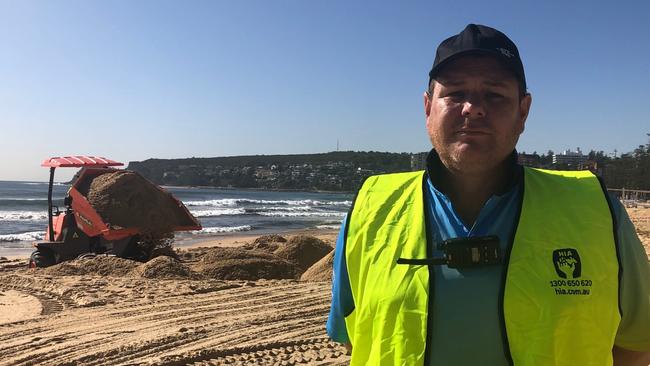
[121,236,149,262]
[28,249,56,268]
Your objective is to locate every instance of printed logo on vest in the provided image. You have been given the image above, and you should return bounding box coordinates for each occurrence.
[552,248,581,279]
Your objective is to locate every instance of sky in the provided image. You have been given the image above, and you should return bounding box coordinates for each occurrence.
[1,0,649,181]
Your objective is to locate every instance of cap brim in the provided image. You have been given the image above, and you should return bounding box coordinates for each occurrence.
[428,48,519,82]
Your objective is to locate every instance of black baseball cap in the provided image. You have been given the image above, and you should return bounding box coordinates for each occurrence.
[428,24,527,91]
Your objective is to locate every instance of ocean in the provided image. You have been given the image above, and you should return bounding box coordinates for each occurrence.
[0,180,351,257]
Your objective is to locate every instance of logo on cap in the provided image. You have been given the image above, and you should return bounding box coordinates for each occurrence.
[497,48,514,58]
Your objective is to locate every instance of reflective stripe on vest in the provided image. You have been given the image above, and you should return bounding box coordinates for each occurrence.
[344,168,619,366]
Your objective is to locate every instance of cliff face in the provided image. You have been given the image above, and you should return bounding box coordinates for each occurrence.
[127,151,413,191]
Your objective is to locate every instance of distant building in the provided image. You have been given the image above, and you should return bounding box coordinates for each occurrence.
[517,153,540,167]
[410,152,428,171]
[553,148,587,167]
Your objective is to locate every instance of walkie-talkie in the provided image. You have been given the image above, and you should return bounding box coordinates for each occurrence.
[397,235,501,269]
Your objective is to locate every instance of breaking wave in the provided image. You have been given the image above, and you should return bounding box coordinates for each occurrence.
[0,197,51,202]
[190,208,247,217]
[21,182,67,186]
[315,224,342,230]
[184,198,351,207]
[194,225,252,234]
[0,231,44,242]
[257,211,345,218]
[0,211,48,221]
[189,207,345,218]
[244,206,312,213]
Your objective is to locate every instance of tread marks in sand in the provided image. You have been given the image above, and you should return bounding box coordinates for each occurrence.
[0,279,348,366]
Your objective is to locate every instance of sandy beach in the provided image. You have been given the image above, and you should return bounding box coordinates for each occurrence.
[0,208,648,366]
[0,228,349,366]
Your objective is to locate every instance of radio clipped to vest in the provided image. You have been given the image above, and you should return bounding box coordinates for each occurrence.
[397,235,502,269]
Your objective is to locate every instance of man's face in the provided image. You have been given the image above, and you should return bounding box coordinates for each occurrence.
[424,55,532,174]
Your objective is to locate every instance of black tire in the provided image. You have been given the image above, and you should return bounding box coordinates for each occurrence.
[121,237,149,262]
[29,249,56,268]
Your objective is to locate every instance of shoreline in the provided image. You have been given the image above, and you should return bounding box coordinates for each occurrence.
[179,227,339,249]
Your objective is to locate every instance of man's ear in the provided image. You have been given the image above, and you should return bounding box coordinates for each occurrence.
[424,92,432,118]
[518,93,532,133]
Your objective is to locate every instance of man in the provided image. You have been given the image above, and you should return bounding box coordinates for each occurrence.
[327,24,650,365]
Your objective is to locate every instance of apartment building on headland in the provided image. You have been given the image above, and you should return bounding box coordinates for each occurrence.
[553,148,588,167]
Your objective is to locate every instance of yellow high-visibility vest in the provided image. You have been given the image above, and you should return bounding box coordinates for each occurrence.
[345,168,620,366]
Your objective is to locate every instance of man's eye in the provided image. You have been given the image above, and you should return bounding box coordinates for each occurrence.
[445,92,464,101]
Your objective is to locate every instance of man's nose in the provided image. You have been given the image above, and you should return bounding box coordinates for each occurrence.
[461,94,486,118]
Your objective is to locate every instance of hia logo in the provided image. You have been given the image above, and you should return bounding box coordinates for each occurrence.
[552,248,582,279]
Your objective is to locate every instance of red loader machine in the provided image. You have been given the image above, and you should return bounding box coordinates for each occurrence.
[29,156,201,268]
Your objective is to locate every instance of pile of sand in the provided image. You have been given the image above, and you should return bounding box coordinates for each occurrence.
[42,255,140,277]
[83,170,193,234]
[273,235,333,272]
[300,250,334,282]
[37,234,336,281]
[41,254,197,279]
[132,256,194,279]
[194,247,298,280]
[243,234,287,252]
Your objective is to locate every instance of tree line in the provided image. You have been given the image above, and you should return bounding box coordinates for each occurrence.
[521,134,650,190]
[127,138,650,191]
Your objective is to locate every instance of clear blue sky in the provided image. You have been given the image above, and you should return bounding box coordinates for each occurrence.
[1,0,649,181]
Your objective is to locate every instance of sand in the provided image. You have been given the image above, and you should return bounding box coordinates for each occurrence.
[0,230,347,365]
[83,170,195,233]
[627,207,650,259]
[274,235,333,272]
[78,170,200,261]
[194,247,300,280]
[301,251,335,282]
[242,234,288,252]
[0,290,42,325]
[0,207,648,366]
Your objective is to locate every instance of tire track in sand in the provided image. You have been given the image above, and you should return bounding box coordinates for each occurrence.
[0,278,346,366]
[0,281,319,357]
[19,285,328,364]
[162,337,349,365]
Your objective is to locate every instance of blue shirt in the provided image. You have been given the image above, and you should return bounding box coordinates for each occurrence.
[327,152,650,364]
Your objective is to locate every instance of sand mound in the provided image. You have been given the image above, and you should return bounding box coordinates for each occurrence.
[273,235,333,271]
[300,250,334,282]
[132,256,194,279]
[42,255,140,277]
[243,234,287,252]
[83,170,193,234]
[194,247,298,280]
